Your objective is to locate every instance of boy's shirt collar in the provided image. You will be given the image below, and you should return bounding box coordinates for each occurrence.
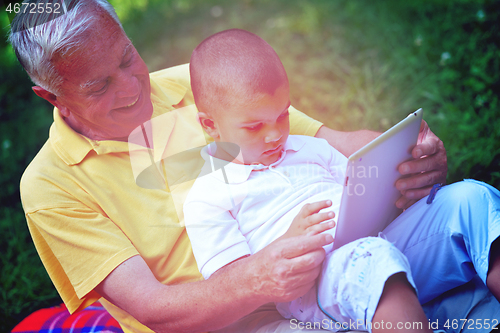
[199,136,306,184]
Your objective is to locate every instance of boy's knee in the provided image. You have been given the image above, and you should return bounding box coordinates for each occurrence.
[359,236,397,253]
[353,237,409,267]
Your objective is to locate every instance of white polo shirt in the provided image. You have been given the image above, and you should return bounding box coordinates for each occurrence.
[184,135,347,279]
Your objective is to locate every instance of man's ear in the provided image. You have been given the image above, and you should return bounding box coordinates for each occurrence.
[197,112,219,139]
[32,86,70,117]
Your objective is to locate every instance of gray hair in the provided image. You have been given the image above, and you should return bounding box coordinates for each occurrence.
[8,0,124,95]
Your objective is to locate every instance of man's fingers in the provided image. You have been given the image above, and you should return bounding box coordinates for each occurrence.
[416,119,430,144]
[399,148,447,176]
[249,243,324,302]
[271,267,321,302]
[396,184,433,208]
[412,137,439,159]
[403,199,417,210]
[287,281,317,301]
[396,196,417,210]
[396,170,444,192]
[299,200,332,218]
[396,195,410,209]
[276,280,317,303]
[284,248,327,274]
[279,233,333,260]
[399,155,432,175]
[403,185,434,201]
[393,119,448,210]
[395,121,447,210]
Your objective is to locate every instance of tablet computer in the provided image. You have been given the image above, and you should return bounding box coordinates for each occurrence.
[333,108,423,249]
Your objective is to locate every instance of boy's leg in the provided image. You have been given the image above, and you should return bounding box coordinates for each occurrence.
[277,237,427,332]
[487,237,500,300]
[382,179,500,304]
[372,272,432,333]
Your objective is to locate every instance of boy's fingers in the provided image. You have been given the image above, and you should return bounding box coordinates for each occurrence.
[306,220,335,235]
[299,200,332,217]
[305,211,335,227]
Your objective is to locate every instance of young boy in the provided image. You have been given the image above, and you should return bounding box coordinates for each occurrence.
[184,29,432,332]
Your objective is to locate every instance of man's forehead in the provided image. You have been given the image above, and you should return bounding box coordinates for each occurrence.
[78,42,133,90]
[57,34,131,89]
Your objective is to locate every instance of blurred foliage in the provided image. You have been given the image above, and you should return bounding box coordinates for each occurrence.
[413,0,500,187]
[1,0,499,330]
[0,9,58,332]
[0,8,58,331]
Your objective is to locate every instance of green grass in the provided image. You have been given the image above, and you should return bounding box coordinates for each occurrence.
[114,0,499,186]
[1,0,499,330]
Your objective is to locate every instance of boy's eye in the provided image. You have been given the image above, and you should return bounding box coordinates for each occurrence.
[245,123,263,131]
[279,110,290,119]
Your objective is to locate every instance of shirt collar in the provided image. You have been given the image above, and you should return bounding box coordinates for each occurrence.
[199,137,306,184]
[50,75,188,166]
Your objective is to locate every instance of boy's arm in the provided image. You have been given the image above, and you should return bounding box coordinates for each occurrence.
[184,203,251,279]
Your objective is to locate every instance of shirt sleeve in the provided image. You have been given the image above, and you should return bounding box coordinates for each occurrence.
[184,178,251,279]
[313,137,348,184]
[289,105,323,137]
[25,204,139,313]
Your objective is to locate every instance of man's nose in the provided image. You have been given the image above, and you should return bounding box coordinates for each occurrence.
[265,128,282,143]
[116,73,140,98]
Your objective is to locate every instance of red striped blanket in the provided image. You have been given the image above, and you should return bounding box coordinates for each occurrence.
[11,302,122,333]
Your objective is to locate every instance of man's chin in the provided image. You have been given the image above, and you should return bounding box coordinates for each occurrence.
[105,112,153,141]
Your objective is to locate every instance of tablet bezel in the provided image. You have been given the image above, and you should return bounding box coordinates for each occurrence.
[333,108,423,249]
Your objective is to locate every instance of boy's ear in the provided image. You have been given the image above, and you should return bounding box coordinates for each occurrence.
[32,86,70,117]
[197,112,219,139]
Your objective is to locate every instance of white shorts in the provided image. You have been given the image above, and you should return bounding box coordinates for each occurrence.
[214,180,500,333]
[275,237,415,332]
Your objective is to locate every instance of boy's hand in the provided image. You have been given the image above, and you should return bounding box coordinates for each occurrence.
[281,200,335,239]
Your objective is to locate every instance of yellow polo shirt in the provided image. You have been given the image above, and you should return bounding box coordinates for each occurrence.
[20,63,323,332]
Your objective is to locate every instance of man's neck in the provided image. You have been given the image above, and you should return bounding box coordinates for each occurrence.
[63,114,129,142]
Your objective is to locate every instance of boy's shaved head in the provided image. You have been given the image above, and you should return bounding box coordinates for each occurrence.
[190,29,289,115]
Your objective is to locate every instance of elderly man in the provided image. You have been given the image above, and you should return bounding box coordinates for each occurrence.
[11,0,500,332]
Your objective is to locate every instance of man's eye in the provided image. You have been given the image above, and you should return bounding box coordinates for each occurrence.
[92,82,109,95]
[121,54,134,68]
[122,59,132,68]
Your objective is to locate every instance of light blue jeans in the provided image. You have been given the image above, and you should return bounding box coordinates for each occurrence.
[383,179,500,332]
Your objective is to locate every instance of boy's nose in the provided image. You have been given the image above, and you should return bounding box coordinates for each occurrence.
[265,129,282,143]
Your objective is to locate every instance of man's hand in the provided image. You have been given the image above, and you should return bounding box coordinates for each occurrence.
[95,233,333,332]
[279,200,335,240]
[316,120,448,211]
[395,120,447,209]
[245,232,334,303]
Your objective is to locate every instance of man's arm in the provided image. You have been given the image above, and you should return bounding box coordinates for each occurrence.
[315,121,447,209]
[95,233,333,333]
[314,125,379,158]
